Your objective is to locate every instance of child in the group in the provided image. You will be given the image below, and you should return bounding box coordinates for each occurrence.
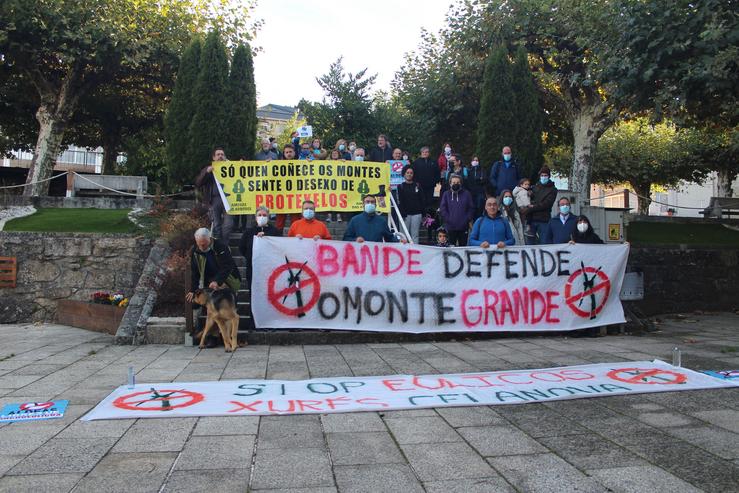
[435,227,450,247]
[513,178,535,244]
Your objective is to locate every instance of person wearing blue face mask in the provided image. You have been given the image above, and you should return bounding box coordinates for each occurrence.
[343,195,404,243]
[542,197,578,244]
[488,146,521,197]
[528,166,558,244]
[287,200,331,240]
[334,139,352,160]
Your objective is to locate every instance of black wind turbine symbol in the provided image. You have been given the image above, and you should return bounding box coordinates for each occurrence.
[283,257,309,318]
[136,388,182,411]
[579,261,602,320]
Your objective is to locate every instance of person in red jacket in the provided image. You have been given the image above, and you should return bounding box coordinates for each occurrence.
[437,142,453,181]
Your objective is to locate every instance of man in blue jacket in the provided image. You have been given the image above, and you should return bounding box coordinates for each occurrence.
[468,197,515,248]
[489,146,521,197]
[542,197,578,244]
[343,195,405,243]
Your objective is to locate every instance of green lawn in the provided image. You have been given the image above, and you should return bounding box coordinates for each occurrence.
[4,208,138,233]
[627,221,739,246]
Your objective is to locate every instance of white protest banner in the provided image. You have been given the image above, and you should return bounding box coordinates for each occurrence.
[82,361,739,420]
[297,125,313,138]
[251,237,629,333]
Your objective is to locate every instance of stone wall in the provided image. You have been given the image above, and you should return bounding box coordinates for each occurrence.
[628,246,739,315]
[0,232,153,322]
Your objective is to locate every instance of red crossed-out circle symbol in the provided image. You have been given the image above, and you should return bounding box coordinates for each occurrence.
[113,389,204,411]
[19,402,54,411]
[267,262,321,317]
[564,267,611,318]
[391,161,405,173]
[607,368,687,385]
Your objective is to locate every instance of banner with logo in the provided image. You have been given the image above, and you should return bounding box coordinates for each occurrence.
[251,237,629,333]
[213,160,391,215]
[388,159,408,189]
[81,361,738,420]
[0,400,69,422]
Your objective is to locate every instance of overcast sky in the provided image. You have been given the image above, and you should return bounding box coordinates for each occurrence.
[251,0,451,107]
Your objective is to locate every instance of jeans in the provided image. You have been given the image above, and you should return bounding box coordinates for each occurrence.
[403,214,422,244]
[210,199,234,243]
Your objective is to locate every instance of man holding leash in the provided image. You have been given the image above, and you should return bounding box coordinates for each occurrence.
[186,228,241,347]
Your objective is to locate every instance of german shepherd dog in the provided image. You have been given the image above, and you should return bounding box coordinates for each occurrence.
[192,288,240,352]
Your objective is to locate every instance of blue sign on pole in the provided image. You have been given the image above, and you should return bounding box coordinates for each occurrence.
[0,400,69,422]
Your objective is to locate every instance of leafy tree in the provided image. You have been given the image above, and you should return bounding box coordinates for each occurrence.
[0,0,199,196]
[188,30,229,170]
[476,45,516,168]
[592,119,710,214]
[0,0,259,196]
[597,0,739,196]
[165,38,202,187]
[511,46,544,178]
[298,57,378,147]
[395,0,625,202]
[393,26,485,160]
[224,43,257,160]
[275,111,307,150]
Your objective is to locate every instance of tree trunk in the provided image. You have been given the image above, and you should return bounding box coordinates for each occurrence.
[631,182,652,215]
[23,65,83,196]
[716,168,736,198]
[102,137,119,175]
[23,104,70,196]
[570,104,611,206]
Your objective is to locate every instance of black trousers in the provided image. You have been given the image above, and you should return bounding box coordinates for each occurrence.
[447,229,468,247]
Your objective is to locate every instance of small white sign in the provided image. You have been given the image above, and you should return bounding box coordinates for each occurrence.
[297,125,313,138]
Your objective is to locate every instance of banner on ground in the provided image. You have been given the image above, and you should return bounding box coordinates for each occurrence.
[213,160,391,215]
[0,400,68,422]
[81,361,739,420]
[251,237,629,333]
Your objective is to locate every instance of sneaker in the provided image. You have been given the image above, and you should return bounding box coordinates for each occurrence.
[337,215,343,222]
[326,214,333,222]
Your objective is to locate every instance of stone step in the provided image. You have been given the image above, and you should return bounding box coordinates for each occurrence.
[186,326,618,346]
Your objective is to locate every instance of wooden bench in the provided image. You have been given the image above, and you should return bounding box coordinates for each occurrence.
[700,197,739,219]
[66,173,148,199]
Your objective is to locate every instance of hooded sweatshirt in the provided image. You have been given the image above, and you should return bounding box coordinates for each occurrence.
[439,187,475,231]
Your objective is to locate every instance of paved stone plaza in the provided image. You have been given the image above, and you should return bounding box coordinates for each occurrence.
[0,313,737,492]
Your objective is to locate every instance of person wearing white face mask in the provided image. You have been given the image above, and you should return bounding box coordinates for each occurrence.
[542,197,578,244]
[239,206,283,288]
[468,155,486,215]
[353,147,366,161]
[569,215,604,244]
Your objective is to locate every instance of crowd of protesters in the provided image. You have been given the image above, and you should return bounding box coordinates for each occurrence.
[189,136,608,345]
[195,135,605,252]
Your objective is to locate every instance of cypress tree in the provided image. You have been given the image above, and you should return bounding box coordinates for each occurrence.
[225,43,257,160]
[164,37,201,187]
[188,30,230,171]
[475,45,516,168]
[511,45,544,179]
